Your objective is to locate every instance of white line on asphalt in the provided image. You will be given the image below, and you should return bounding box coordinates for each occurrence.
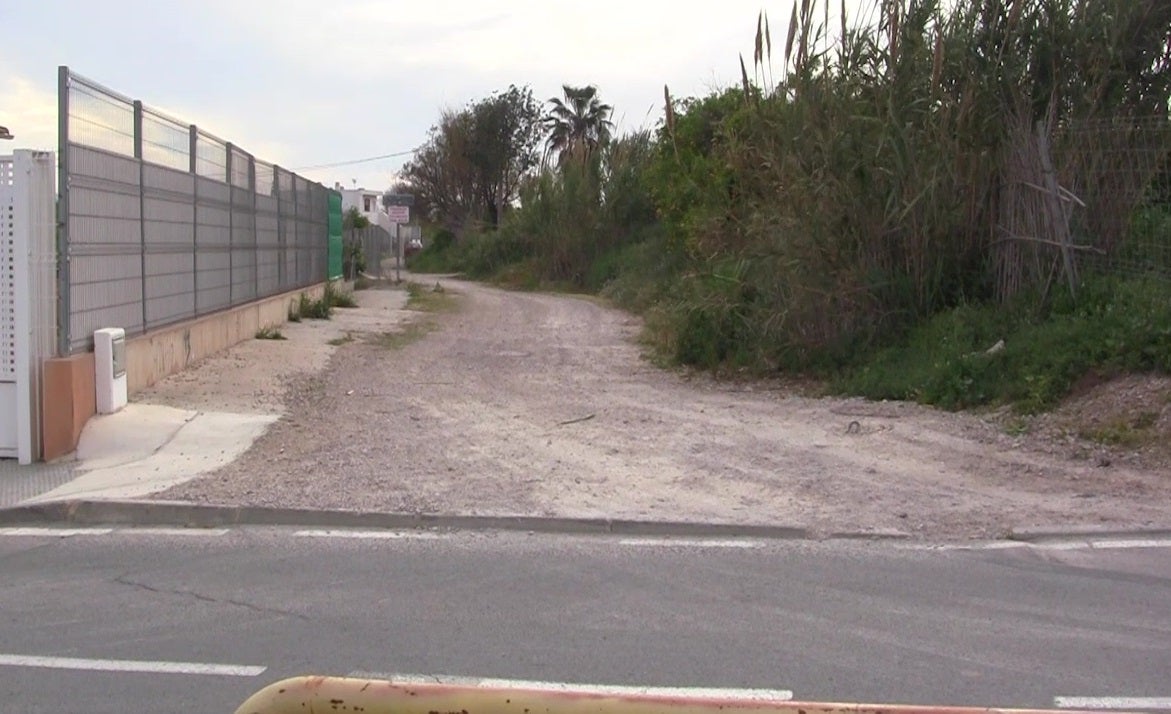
[898,542,1028,552]
[618,538,765,549]
[0,527,114,537]
[294,529,442,540]
[0,654,266,677]
[1088,539,1171,550]
[902,538,1171,552]
[112,528,230,537]
[1054,696,1171,710]
[345,672,793,701]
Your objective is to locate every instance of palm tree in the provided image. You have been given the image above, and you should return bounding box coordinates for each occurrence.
[543,85,614,166]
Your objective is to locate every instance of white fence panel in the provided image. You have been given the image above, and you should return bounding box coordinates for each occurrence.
[0,151,57,464]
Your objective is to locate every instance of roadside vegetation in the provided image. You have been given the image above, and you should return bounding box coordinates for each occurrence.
[288,283,359,323]
[401,0,1171,415]
[405,281,459,313]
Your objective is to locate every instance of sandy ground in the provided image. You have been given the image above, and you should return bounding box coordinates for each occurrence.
[157,278,1171,539]
[137,287,411,414]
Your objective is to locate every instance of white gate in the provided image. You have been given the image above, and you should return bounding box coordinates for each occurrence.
[0,151,57,464]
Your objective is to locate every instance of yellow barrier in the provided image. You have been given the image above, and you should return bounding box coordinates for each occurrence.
[234,677,1105,714]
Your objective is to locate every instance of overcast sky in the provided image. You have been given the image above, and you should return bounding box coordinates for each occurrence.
[2,1,865,191]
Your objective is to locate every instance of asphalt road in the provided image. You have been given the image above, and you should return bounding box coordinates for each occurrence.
[0,527,1169,714]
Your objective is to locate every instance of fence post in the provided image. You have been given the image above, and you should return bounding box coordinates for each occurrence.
[134,100,147,333]
[226,142,234,305]
[190,125,198,317]
[55,66,72,357]
[250,154,258,300]
[292,175,299,287]
[274,166,284,289]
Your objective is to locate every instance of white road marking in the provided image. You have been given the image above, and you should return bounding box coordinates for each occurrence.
[112,528,230,537]
[0,527,114,537]
[902,538,1171,552]
[1088,539,1171,550]
[618,538,765,549]
[294,529,441,540]
[902,542,1029,552]
[345,673,793,701]
[0,654,266,677]
[1054,696,1171,710]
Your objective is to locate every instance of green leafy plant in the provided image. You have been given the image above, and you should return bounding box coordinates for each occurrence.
[327,284,359,308]
[299,291,332,320]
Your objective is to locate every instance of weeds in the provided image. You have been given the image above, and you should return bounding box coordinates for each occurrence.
[298,292,332,320]
[837,276,1171,412]
[1080,412,1160,447]
[405,281,459,313]
[371,321,435,350]
[327,333,355,347]
[325,282,358,308]
[255,326,286,340]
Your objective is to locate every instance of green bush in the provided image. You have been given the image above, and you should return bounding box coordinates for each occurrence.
[407,228,467,274]
[298,291,332,320]
[343,238,366,280]
[323,282,358,308]
[837,276,1171,412]
[597,230,676,312]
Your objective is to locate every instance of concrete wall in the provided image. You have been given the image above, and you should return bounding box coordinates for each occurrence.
[40,282,327,461]
[124,282,326,394]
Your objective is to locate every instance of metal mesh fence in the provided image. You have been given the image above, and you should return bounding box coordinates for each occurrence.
[995,114,1171,299]
[57,67,331,355]
[351,225,394,278]
[1058,116,1171,279]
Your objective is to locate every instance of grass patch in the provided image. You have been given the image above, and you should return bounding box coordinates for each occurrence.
[327,333,355,347]
[1079,411,1160,447]
[255,326,286,340]
[370,320,436,350]
[298,292,332,320]
[1002,416,1031,437]
[837,276,1171,413]
[405,281,459,313]
[327,283,359,308]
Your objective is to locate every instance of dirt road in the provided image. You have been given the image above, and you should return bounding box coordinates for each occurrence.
[161,278,1171,538]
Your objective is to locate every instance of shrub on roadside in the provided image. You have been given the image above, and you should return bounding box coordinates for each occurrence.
[837,276,1171,412]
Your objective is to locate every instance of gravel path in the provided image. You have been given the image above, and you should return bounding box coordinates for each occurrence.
[158,278,1171,539]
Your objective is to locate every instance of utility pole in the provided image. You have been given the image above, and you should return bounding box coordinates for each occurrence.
[395,223,402,283]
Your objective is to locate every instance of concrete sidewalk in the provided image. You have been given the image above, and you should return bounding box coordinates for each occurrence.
[2,284,411,507]
[17,404,277,504]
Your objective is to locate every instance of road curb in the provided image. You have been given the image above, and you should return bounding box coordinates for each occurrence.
[1008,524,1171,542]
[0,499,815,540]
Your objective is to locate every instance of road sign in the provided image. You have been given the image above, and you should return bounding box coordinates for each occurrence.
[387,205,410,223]
[382,193,414,207]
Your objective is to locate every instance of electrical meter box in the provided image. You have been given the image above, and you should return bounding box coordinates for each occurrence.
[95,327,128,414]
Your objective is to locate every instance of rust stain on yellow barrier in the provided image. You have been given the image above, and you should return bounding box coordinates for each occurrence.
[234,677,1112,714]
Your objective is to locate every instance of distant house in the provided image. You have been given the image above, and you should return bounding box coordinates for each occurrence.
[334,183,383,225]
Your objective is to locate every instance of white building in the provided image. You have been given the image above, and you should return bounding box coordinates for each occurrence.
[334,183,384,225]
